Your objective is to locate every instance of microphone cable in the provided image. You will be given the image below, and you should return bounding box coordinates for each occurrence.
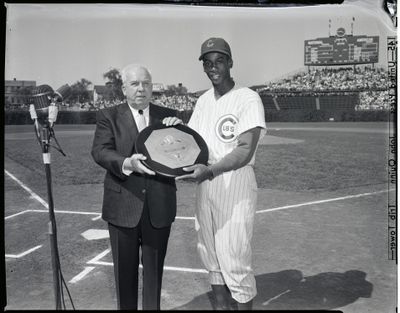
[48,170,75,310]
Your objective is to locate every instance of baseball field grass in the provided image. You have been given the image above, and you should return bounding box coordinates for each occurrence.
[4,122,395,312]
[4,122,389,193]
[255,125,389,191]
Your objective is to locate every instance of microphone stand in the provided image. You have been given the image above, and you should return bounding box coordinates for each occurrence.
[30,103,67,310]
[42,120,63,310]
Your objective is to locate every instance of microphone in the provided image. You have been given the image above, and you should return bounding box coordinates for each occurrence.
[31,84,54,112]
[138,109,143,115]
[54,84,71,103]
[29,84,69,158]
[31,84,71,126]
[49,85,71,126]
[30,84,54,134]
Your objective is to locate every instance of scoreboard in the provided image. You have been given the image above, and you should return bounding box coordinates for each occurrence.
[304,28,379,66]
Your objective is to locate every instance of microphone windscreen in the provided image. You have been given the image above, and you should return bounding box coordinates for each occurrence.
[54,84,71,102]
[32,84,54,110]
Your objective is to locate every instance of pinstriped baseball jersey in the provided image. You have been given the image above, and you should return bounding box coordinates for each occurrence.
[188,85,266,165]
[188,84,266,303]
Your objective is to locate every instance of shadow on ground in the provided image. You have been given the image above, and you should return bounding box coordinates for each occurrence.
[173,269,373,311]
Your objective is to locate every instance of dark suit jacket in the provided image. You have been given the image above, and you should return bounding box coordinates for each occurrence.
[91,102,178,228]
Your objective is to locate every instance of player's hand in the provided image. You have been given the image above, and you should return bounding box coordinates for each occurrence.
[162,116,183,126]
[128,154,155,175]
[175,164,213,183]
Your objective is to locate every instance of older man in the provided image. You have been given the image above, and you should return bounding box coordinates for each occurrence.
[91,64,181,310]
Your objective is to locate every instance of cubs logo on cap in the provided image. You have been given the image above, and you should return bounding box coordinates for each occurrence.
[199,37,232,60]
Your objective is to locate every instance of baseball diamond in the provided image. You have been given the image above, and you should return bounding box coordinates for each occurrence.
[4,2,396,311]
[4,122,395,311]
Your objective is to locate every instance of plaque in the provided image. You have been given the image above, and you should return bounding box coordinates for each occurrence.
[135,123,209,177]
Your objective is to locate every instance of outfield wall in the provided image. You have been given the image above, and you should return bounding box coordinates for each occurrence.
[259,94,359,112]
[4,108,390,124]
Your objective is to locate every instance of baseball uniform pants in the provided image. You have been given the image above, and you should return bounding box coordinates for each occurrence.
[195,165,258,303]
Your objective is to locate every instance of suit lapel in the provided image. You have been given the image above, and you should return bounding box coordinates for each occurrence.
[149,103,160,126]
[118,103,161,155]
[118,102,138,154]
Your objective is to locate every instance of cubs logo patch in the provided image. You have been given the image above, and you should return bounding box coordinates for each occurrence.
[206,39,215,47]
[215,114,239,143]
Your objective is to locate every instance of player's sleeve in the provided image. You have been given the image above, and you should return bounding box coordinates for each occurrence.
[236,91,267,139]
[209,127,261,177]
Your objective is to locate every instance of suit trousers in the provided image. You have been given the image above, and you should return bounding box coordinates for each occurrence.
[108,200,171,310]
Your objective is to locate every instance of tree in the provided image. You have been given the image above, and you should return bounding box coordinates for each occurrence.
[103,68,124,101]
[70,78,92,103]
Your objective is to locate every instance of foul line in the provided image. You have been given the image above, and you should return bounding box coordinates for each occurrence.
[5,210,32,220]
[5,170,48,208]
[5,168,393,221]
[69,266,96,284]
[256,189,393,214]
[5,209,100,220]
[5,169,393,283]
[6,245,43,258]
[5,170,394,221]
[87,249,208,274]
[5,169,99,219]
[5,169,197,221]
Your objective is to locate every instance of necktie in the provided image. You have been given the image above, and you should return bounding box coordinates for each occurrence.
[137,109,147,132]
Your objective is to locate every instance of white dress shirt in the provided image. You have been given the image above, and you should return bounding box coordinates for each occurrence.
[122,105,150,176]
[130,105,150,131]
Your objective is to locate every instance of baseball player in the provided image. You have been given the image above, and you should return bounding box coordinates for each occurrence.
[176,37,266,310]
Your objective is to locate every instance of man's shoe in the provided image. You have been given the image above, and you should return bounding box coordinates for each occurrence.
[234,299,253,310]
[211,284,232,310]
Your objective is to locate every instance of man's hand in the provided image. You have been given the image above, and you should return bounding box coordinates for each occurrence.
[175,164,213,183]
[127,154,155,175]
[162,116,183,126]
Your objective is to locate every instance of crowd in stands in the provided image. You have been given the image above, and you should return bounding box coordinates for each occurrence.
[73,100,123,110]
[5,67,389,112]
[255,66,388,110]
[152,94,197,111]
[56,94,197,112]
[57,94,197,111]
[357,90,389,110]
[58,101,98,111]
[256,66,387,93]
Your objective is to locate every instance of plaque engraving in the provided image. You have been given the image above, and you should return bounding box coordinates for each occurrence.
[136,123,208,177]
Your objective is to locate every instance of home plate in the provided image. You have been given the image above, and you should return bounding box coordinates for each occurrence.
[81,229,109,240]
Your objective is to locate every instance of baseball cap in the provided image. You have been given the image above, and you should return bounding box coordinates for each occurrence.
[199,37,232,61]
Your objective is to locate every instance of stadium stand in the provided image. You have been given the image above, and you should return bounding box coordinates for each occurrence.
[256,67,387,93]
[5,67,388,114]
[254,66,387,112]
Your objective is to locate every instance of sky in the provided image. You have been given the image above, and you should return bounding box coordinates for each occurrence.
[5,1,396,92]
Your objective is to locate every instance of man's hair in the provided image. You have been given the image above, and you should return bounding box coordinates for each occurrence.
[120,64,152,85]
